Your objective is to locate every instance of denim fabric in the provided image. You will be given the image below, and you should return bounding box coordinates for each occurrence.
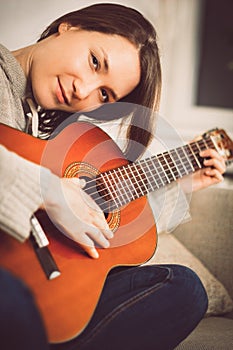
[0,269,49,350]
[51,264,208,350]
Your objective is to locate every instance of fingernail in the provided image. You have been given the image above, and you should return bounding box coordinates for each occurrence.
[104,240,110,248]
[91,248,99,259]
[79,178,86,188]
[106,230,114,238]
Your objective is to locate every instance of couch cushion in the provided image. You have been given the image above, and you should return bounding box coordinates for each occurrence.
[174,317,233,350]
[145,233,233,316]
[174,187,233,301]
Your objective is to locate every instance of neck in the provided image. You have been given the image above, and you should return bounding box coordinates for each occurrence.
[88,135,215,213]
[12,44,35,79]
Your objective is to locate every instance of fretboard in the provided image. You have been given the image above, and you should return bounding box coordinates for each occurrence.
[86,135,215,212]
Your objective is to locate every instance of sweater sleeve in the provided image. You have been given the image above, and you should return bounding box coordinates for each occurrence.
[148,181,191,234]
[0,145,52,242]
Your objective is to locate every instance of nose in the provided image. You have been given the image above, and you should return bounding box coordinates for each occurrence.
[73,78,100,100]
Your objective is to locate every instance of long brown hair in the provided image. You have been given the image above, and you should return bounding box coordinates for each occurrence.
[38,3,162,161]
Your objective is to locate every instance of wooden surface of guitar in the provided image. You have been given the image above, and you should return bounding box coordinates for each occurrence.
[0,122,157,343]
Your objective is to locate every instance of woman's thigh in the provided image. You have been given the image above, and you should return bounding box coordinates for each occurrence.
[51,264,208,350]
[0,268,49,350]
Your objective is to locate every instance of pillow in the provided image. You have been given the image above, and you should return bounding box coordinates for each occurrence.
[144,233,233,316]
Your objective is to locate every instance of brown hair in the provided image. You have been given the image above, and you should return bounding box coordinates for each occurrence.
[38,3,161,161]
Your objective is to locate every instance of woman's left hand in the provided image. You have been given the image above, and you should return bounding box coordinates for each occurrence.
[191,149,226,192]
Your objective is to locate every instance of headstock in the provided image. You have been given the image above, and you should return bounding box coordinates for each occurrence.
[203,128,233,165]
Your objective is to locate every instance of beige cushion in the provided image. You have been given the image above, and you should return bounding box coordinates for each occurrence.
[145,233,233,316]
[175,317,233,350]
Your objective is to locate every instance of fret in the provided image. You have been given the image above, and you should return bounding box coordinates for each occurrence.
[172,148,189,176]
[206,137,215,149]
[147,158,164,187]
[184,144,201,171]
[127,164,144,197]
[169,149,186,177]
[202,138,209,149]
[108,170,125,208]
[112,169,128,206]
[163,152,180,180]
[140,159,159,191]
[197,139,207,152]
[133,163,153,194]
[117,167,132,203]
[179,146,195,173]
[121,165,138,201]
[176,146,193,174]
[151,156,170,185]
[191,141,205,168]
[157,154,175,182]
[188,143,202,169]
[95,135,218,210]
[100,172,119,208]
[157,155,171,183]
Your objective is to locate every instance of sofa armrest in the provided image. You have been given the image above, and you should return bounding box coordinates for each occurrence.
[173,186,233,301]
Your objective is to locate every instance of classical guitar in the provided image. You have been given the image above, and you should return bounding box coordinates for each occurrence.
[0,122,232,343]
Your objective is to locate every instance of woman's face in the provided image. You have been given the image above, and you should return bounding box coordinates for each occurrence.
[30,24,140,112]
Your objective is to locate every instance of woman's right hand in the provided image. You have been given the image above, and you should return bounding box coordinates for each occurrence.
[41,176,113,259]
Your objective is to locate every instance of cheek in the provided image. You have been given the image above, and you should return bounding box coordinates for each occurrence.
[30,68,56,109]
[72,94,103,112]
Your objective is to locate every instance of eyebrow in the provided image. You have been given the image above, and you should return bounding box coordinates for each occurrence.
[100,47,119,101]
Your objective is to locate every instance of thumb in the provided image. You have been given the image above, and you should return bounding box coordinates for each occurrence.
[69,177,86,189]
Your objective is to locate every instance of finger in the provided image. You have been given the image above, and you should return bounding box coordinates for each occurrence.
[82,245,99,259]
[200,149,224,162]
[78,243,99,259]
[92,214,113,239]
[204,168,224,182]
[69,177,86,188]
[70,234,99,259]
[85,225,111,248]
[200,149,226,172]
[101,228,114,240]
[203,158,226,174]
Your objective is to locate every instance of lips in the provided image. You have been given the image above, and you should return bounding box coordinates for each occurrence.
[56,78,70,105]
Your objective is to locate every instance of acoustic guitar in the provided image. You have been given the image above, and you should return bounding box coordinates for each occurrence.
[0,122,232,343]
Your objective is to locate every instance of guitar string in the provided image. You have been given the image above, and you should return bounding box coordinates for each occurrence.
[80,137,213,210]
[77,137,214,210]
[83,137,210,196]
[84,137,213,202]
[87,137,211,194]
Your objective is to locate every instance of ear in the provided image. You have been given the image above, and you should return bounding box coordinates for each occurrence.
[58,22,71,34]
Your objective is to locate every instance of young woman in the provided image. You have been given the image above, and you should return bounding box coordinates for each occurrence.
[0,3,226,350]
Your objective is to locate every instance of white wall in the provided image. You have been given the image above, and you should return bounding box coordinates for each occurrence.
[156,0,233,141]
[0,0,157,49]
[1,0,232,141]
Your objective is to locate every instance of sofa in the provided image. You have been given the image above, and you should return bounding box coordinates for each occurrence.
[147,181,233,349]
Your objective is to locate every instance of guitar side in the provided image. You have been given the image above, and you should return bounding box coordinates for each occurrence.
[0,122,157,343]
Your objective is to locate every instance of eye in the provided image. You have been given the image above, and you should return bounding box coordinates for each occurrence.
[100,88,109,103]
[91,53,99,71]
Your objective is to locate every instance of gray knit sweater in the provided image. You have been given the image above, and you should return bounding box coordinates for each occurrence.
[0,44,52,241]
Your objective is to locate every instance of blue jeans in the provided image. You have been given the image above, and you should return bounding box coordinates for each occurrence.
[51,264,208,350]
[0,269,49,350]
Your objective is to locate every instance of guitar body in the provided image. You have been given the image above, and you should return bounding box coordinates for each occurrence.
[0,122,157,343]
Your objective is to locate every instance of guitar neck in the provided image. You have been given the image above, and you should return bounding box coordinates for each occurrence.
[90,135,215,212]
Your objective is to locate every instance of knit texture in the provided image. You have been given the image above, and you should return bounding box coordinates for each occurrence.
[0,146,52,241]
[0,44,52,241]
[0,44,27,130]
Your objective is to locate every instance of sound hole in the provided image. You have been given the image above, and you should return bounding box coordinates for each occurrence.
[64,162,120,232]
